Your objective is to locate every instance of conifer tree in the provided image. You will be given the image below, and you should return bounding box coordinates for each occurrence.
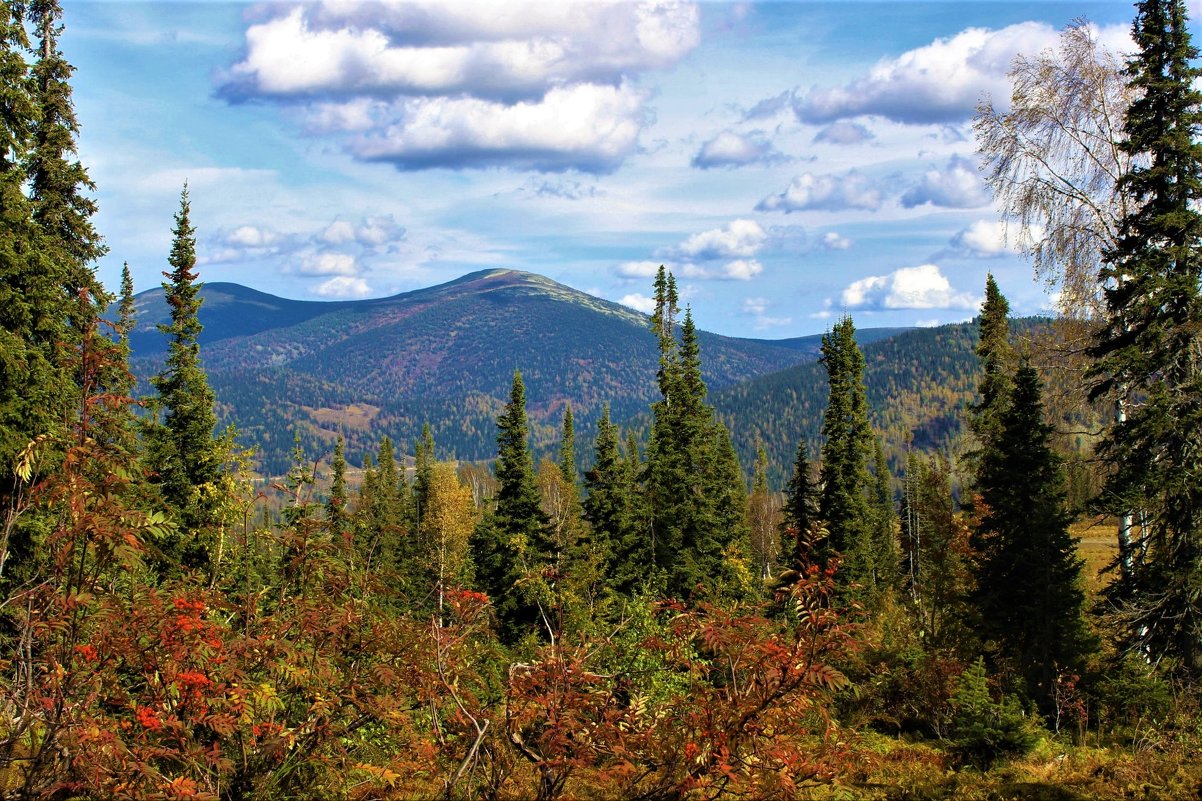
[471,370,549,643]
[27,0,105,309]
[145,186,222,567]
[413,422,435,528]
[974,362,1092,709]
[1088,0,1202,672]
[781,440,817,567]
[644,286,751,600]
[583,405,630,587]
[558,403,577,488]
[969,275,1014,469]
[818,316,877,595]
[326,436,350,544]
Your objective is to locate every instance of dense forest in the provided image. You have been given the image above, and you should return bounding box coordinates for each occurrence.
[3,1,1202,800]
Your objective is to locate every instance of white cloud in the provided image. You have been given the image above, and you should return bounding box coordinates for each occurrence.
[757,171,883,213]
[350,82,647,173]
[225,224,279,248]
[615,260,663,279]
[319,215,406,247]
[220,1,700,172]
[797,23,1052,124]
[901,155,990,209]
[821,231,852,250]
[673,219,766,260]
[313,275,372,298]
[619,292,656,313]
[812,121,874,145]
[793,21,1130,125]
[297,252,358,276]
[948,219,1011,257]
[841,264,980,310]
[320,220,357,245]
[713,259,762,280]
[915,318,941,327]
[224,3,699,100]
[691,130,784,169]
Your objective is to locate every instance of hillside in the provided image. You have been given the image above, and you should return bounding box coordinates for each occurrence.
[128,269,831,473]
[713,318,1061,487]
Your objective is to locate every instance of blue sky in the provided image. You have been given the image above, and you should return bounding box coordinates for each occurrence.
[63,0,1146,337]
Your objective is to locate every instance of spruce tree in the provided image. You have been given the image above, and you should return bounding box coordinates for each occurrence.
[558,402,577,488]
[326,436,350,544]
[583,404,629,587]
[974,361,1093,710]
[27,0,105,308]
[471,370,549,643]
[145,186,222,567]
[870,439,899,592]
[781,440,817,568]
[971,274,1014,446]
[413,422,435,528]
[818,316,877,596]
[1087,0,1202,672]
[643,290,750,600]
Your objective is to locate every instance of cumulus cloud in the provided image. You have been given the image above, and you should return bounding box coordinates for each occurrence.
[901,155,990,209]
[821,231,852,250]
[672,219,767,260]
[297,251,358,276]
[757,171,883,213]
[349,82,647,173]
[812,121,874,145]
[841,264,980,310]
[313,276,372,298]
[616,260,663,279]
[225,224,280,248]
[320,215,407,248]
[220,1,700,172]
[620,292,656,313]
[691,130,784,169]
[947,219,1012,257]
[791,21,1129,125]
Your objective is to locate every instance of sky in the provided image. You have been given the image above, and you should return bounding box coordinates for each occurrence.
[61,0,1152,338]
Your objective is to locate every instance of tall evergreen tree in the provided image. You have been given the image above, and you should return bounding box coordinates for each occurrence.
[558,402,577,488]
[781,440,818,568]
[974,362,1093,710]
[1088,0,1202,672]
[145,186,222,567]
[583,405,631,588]
[27,0,105,311]
[643,291,751,600]
[471,370,549,643]
[326,436,350,544]
[971,275,1014,446]
[413,422,435,528]
[818,316,878,596]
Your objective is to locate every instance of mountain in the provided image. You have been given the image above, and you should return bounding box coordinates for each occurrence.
[712,318,1086,490]
[128,269,848,474]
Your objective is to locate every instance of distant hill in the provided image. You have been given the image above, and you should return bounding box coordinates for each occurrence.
[128,269,854,474]
[713,318,1059,488]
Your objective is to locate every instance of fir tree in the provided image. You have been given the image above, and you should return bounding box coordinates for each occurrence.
[471,370,549,643]
[558,402,577,488]
[818,316,877,596]
[974,362,1093,710]
[413,422,435,528]
[870,439,899,592]
[971,274,1014,448]
[145,186,222,568]
[1088,0,1202,672]
[583,405,628,586]
[781,440,817,568]
[327,436,350,544]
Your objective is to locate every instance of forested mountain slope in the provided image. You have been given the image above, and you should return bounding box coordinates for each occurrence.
[714,318,1056,485]
[127,269,826,473]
